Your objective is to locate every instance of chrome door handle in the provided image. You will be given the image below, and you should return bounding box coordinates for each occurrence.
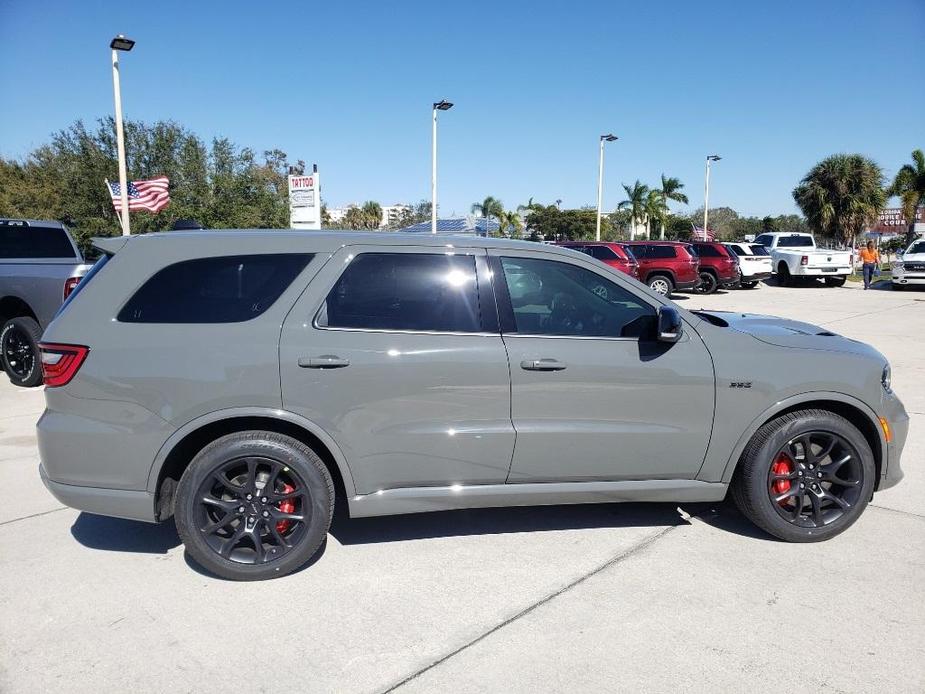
[520,359,567,371]
[298,355,350,369]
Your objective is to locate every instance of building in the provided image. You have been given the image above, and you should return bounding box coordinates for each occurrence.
[326,203,412,229]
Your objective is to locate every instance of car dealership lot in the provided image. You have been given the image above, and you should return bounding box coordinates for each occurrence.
[1,279,923,693]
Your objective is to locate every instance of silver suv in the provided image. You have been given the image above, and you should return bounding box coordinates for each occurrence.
[38,231,907,580]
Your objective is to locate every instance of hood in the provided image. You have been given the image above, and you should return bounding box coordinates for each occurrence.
[696,310,884,360]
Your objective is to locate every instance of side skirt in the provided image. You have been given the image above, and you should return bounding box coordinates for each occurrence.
[347,479,728,518]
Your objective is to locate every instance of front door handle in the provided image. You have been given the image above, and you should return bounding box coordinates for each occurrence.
[298,355,350,369]
[520,358,567,371]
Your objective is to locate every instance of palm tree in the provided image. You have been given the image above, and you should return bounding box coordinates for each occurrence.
[471,196,503,234]
[496,209,524,238]
[656,174,688,239]
[792,154,886,246]
[618,181,649,240]
[889,149,925,244]
[360,201,383,230]
[644,189,663,240]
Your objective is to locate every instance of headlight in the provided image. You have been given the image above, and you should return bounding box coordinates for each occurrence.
[891,261,904,271]
[882,364,892,393]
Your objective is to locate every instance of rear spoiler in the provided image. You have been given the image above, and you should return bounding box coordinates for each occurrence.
[91,236,129,255]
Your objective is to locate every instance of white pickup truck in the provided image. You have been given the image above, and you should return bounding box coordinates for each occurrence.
[753,232,853,287]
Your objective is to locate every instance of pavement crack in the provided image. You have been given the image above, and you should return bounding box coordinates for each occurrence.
[0,506,67,527]
[820,301,920,327]
[381,523,679,693]
[869,504,925,520]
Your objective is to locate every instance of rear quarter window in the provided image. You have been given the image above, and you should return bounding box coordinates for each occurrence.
[0,223,77,259]
[649,245,677,259]
[117,254,312,323]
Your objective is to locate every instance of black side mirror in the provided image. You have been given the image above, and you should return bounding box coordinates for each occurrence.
[657,306,683,343]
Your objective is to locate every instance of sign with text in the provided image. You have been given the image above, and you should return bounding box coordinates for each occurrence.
[288,173,321,229]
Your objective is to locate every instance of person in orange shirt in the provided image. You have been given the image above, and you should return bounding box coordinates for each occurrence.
[858,240,880,290]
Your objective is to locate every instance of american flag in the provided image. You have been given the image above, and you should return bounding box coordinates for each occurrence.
[692,225,716,241]
[108,176,170,213]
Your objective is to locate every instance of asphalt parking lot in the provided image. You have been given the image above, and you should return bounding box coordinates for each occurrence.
[1,277,923,693]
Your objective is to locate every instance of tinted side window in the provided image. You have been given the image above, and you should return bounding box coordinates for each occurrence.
[0,224,77,259]
[627,245,646,258]
[500,257,654,338]
[588,245,618,260]
[118,254,312,323]
[318,253,481,333]
[649,245,677,259]
[695,244,721,258]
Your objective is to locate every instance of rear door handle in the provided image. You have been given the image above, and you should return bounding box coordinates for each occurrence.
[298,355,350,369]
[520,359,567,371]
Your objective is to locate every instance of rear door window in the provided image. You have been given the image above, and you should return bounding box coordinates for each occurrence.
[118,254,312,323]
[0,222,77,259]
[649,245,677,259]
[317,253,482,333]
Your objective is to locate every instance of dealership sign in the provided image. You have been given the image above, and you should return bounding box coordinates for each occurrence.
[871,206,924,233]
[288,171,321,230]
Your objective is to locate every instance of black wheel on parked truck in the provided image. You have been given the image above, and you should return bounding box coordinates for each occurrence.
[776,263,791,286]
[174,431,335,581]
[1,317,44,387]
[731,409,874,542]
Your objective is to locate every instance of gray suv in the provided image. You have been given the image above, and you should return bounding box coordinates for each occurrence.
[38,231,908,580]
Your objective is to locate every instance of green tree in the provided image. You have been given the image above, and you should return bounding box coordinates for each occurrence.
[359,200,383,230]
[618,181,649,239]
[888,149,925,243]
[793,153,886,246]
[655,174,688,239]
[471,196,503,230]
[496,209,524,238]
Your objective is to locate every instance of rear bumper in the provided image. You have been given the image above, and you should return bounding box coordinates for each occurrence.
[741,271,772,281]
[40,464,157,522]
[791,267,851,277]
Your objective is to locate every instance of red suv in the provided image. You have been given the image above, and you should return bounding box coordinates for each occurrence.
[555,241,639,279]
[623,241,699,297]
[690,241,740,294]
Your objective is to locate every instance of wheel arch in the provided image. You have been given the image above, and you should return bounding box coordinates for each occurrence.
[644,269,675,286]
[0,295,38,325]
[148,408,357,521]
[718,392,885,488]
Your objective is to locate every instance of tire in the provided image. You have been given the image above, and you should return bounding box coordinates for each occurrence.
[695,271,717,294]
[892,283,904,291]
[647,274,673,298]
[731,409,875,542]
[740,281,758,289]
[824,276,847,287]
[1,317,44,388]
[776,263,791,287]
[175,431,335,580]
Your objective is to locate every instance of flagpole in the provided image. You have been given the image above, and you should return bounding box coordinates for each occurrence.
[104,178,125,234]
[111,41,131,235]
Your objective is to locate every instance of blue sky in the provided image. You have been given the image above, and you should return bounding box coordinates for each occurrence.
[1,0,922,218]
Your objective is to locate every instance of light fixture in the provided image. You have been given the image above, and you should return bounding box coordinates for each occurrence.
[110,35,135,51]
[601,133,618,142]
[433,100,453,111]
[707,154,722,161]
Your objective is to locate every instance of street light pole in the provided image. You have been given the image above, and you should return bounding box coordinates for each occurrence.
[110,35,135,236]
[703,154,721,237]
[596,134,618,241]
[431,100,453,234]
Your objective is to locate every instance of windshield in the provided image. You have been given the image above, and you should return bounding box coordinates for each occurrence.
[907,241,925,255]
[776,235,814,248]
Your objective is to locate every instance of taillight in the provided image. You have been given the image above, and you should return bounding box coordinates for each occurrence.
[38,343,89,387]
[801,255,809,266]
[63,276,82,300]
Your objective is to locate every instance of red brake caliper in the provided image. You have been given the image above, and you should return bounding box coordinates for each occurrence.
[276,483,296,534]
[771,453,794,505]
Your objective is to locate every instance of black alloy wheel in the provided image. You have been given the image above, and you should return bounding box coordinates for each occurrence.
[1,317,44,387]
[696,271,718,294]
[766,432,865,529]
[175,431,334,580]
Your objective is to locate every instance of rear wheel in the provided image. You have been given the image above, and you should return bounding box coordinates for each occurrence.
[647,274,673,298]
[824,276,847,287]
[732,409,874,542]
[776,263,791,286]
[695,271,718,294]
[174,431,334,580]
[1,317,43,387]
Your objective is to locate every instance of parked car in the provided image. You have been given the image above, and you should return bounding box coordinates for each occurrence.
[622,241,700,297]
[726,242,773,288]
[0,219,92,386]
[554,241,639,279]
[891,238,925,290]
[754,232,853,287]
[38,230,906,580]
[691,241,740,294]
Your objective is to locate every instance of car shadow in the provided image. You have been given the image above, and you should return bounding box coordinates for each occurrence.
[70,512,182,554]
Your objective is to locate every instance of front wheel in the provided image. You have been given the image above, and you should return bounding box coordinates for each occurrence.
[647,275,673,298]
[174,431,334,580]
[1,317,44,387]
[731,409,874,542]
